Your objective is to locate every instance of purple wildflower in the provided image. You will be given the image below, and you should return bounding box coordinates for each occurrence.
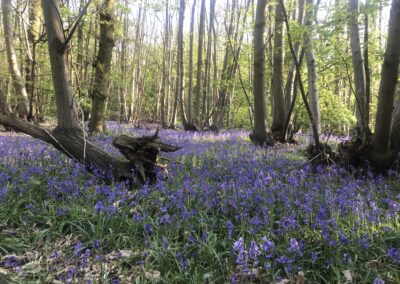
[144,223,153,235]
[233,238,245,252]
[373,278,385,284]
[249,241,260,259]
[95,201,104,214]
[387,247,400,264]
[74,241,83,256]
[289,238,300,253]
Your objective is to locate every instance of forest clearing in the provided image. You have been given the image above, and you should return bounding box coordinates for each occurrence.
[0,125,399,283]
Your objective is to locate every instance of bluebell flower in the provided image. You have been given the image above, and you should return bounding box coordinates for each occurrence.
[74,241,83,256]
[289,238,300,253]
[233,238,245,252]
[144,223,153,235]
[176,252,189,269]
[159,214,172,225]
[311,252,319,263]
[226,220,234,238]
[373,277,385,284]
[50,250,59,259]
[249,241,260,259]
[235,250,248,265]
[95,201,104,214]
[276,255,293,265]
[261,237,274,255]
[387,247,400,264]
[162,236,170,250]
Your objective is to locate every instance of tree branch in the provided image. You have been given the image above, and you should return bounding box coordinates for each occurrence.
[61,0,94,53]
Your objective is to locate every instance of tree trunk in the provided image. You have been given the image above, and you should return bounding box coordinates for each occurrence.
[202,0,216,128]
[187,0,196,125]
[250,0,274,146]
[194,0,206,125]
[0,81,11,115]
[270,0,286,139]
[373,0,400,155]
[160,0,170,128]
[348,0,367,137]
[175,0,191,130]
[2,0,30,118]
[284,0,305,112]
[280,0,320,149]
[304,0,321,139]
[25,0,41,123]
[390,90,400,152]
[390,88,400,153]
[89,0,115,133]
[363,0,371,129]
[213,0,237,129]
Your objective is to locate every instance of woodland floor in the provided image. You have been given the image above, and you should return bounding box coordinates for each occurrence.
[0,122,399,283]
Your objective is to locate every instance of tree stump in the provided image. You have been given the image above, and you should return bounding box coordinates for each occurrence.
[112,129,180,184]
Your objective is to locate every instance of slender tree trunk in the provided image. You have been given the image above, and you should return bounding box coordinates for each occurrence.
[280,0,320,149]
[77,0,85,76]
[250,0,274,146]
[25,0,41,122]
[304,0,321,139]
[83,16,93,90]
[2,0,30,118]
[363,0,371,129]
[348,0,367,136]
[89,0,115,133]
[271,0,286,139]
[194,0,206,125]
[187,0,196,125]
[175,0,189,129]
[166,13,174,124]
[202,0,216,127]
[41,0,80,131]
[0,81,11,115]
[119,0,129,123]
[160,0,170,128]
[213,0,237,129]
[373,0,400,155]
[284,0,305,112]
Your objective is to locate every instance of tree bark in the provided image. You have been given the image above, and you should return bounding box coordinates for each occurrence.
[363,0,371,129]
[89,0,115,133]
[2,0,30,118]
[284,0,305,113]
[0,82,11,115]
[175,0,191,130]
[194,0,206,125]
[373,0,400,155]
[25,0,41,122]
[348,0,367,136]
[280,0,320,149]
[202,0,216,128]
[212,0,237,129]
[304,0,321,139]
[250,0,274,146]
[390,90,400,152]
[271,0,286,138]
[160,0,170,128]
[187,0,196,125]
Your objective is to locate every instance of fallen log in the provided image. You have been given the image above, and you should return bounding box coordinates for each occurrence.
[0,114,179,185]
